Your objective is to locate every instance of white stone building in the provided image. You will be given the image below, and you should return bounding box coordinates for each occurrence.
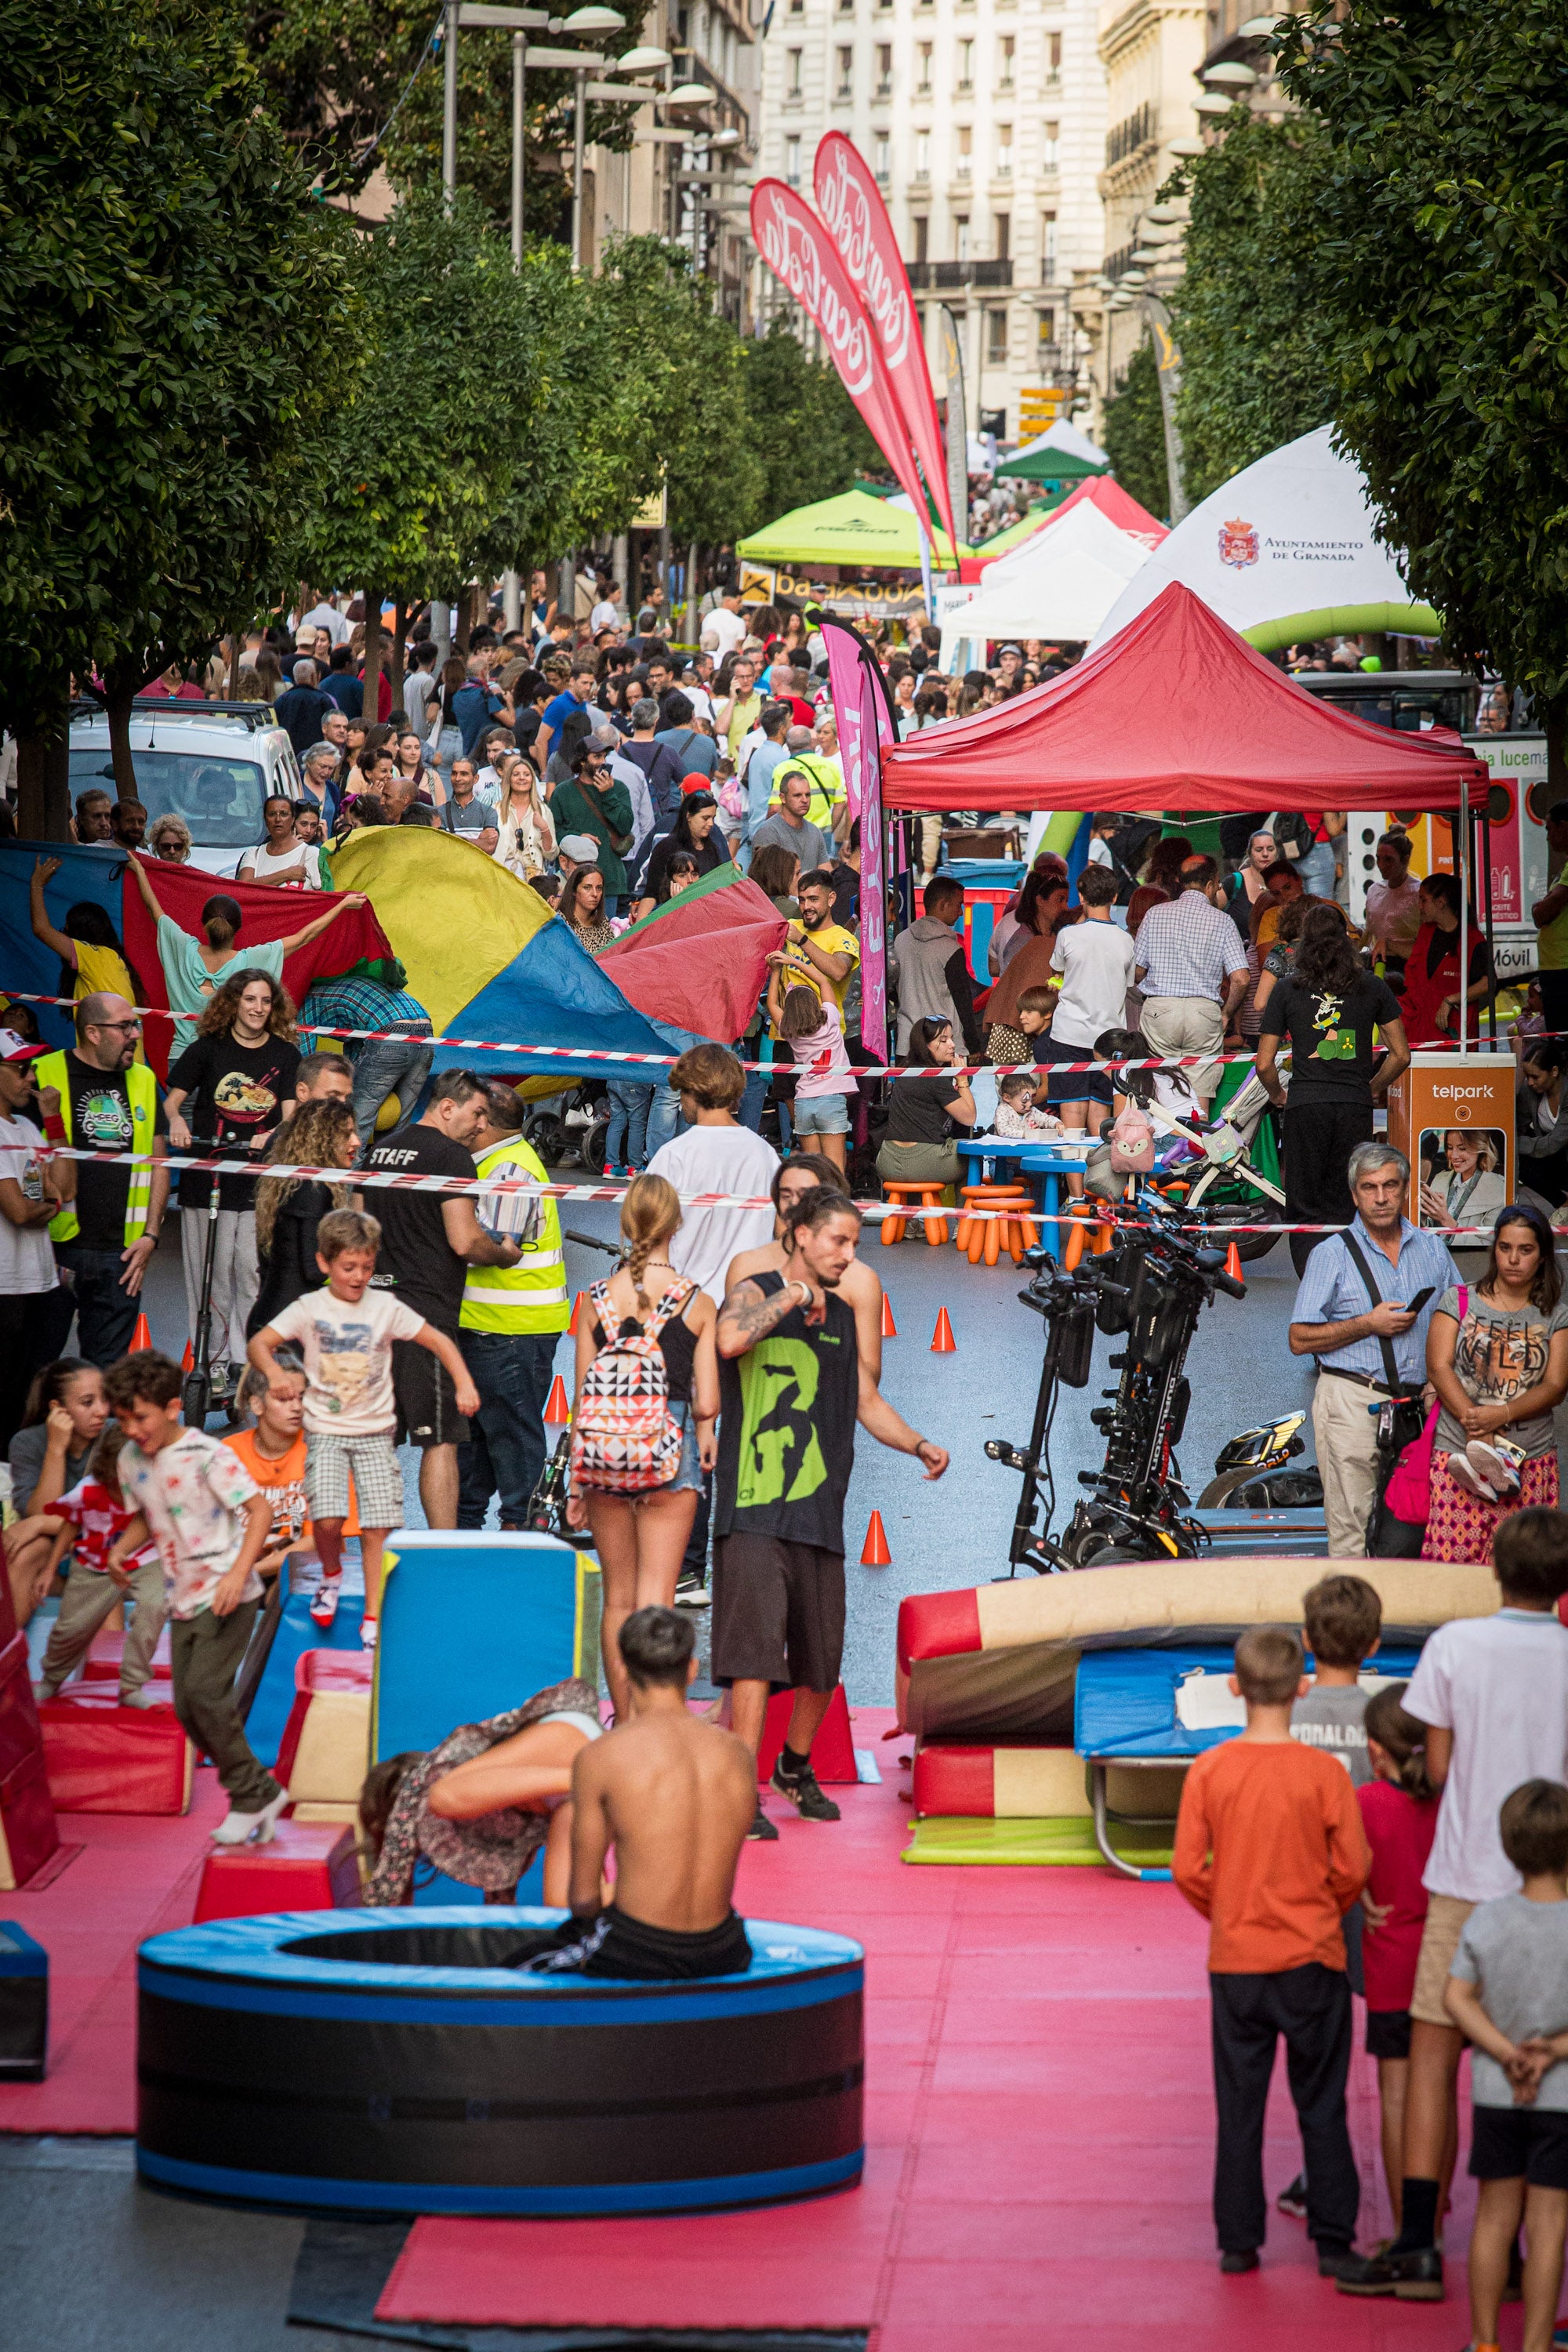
[755,0,1108,442]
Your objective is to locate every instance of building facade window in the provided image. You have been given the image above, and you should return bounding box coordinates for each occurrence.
[1046,30,1062,81]
[1037,307,1056,349]
[787,47,802,96]
[875,132,891,176]
[914,129,930,177]
[877,42,892,91]
[996,122,1012,173]
[786,134,802,185]
[1042,119,1059,169]
[916,39,932,89]
[958,37,974,86]
[913,213,929,263]
[956,213,971,262]
[956,124,972,173]
[836,43,853,95]
[999,33,1014,86]
[994,211,1011,260]
[1042,211,1058,277]
[986,307,1008,365]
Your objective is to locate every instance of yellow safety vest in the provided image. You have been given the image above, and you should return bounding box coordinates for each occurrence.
[770,753,844,834]
[459,1136,569,1335]
[38,1051,158,1247]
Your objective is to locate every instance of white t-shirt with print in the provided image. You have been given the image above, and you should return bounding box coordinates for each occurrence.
[1050,919,1138,1050]
[1404,1608,1568,1901]
[267,1286,429,1437]
[646,1123,779,1305]
[118,1428,263,1619]
[0,1112,59,1297]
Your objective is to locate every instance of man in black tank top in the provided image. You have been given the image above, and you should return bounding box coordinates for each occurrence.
[713,1190,948,1840]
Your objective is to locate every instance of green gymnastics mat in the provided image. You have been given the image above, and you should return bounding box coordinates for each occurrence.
[901,1816,1177,1869]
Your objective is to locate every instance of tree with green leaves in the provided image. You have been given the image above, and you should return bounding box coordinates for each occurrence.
[0,0,358,830]
[1278,0,1568,759]
[1166,113,1334,504]
[247,0,644,232]
[1101,339,1171,523]
[741,322,884,523]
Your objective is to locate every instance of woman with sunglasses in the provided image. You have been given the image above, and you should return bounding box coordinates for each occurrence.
[547,739,634,913]
[493,751,557,881]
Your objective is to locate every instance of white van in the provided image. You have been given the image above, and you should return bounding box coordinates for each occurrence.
[68,703,302,879]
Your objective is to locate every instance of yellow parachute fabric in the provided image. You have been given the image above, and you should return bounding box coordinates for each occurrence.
[329,828,553,1036]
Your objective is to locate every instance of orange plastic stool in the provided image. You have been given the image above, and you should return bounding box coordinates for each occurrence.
[880,1181,950,1245]
[1062,1202,1113,1269]
[957,1184,1036,1265]
[954,1183,1029,1254]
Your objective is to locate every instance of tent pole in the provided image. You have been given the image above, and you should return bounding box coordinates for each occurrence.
[1458,772,1470,1053]
[1480,800,1497,1044]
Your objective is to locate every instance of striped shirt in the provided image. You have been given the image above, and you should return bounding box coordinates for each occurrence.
[1290,1215,1461,1385]
[1134,891,1248,1000]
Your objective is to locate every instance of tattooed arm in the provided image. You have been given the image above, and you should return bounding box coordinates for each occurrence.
[716,1273,818,1359]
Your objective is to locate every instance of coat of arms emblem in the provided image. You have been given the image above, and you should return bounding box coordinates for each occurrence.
[1218,517,1260,569]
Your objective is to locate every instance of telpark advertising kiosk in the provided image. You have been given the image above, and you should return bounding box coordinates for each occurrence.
[1385,1053,1517,1232]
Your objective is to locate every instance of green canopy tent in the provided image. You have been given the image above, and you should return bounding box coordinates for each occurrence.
[993,446,1109,486]
[737,488,969,571]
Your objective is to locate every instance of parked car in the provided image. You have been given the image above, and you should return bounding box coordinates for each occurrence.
[67,702,301,877]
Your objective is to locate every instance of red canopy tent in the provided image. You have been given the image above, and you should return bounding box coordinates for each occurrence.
[884,583,1487,813]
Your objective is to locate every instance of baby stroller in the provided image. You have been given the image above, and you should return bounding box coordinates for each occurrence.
[1087,1054,1287,1264]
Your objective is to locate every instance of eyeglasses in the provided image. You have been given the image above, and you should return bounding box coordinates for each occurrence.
[89,1017,143,1034]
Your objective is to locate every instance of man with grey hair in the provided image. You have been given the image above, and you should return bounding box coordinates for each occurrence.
[276,660,336,760]
[1288,1140,1461,1555]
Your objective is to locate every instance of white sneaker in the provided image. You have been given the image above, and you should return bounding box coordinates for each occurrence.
[309,1575,342,1629]
[118,1685,162,1711]
[1466,1437,1526,1496]
[1445,1450,1499,1503]
[210,1784,290,1846]
[359,1615,378,1650]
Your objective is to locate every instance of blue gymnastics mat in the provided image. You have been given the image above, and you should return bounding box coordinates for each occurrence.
[1074,1643,1421,1761]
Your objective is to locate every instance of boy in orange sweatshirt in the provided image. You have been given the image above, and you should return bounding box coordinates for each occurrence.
[1174,1623,1371,2277]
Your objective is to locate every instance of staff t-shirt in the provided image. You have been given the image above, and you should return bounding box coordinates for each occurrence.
[0,1112,59,1296]
[1432,1284,1568,1458]
[714,1272,858,1552]
[63,1053,165,1253]
[265,1287,428,1436]
[1049,920,1138,1050]
[165,1030,301,1212]
[1259,971,1403,1106]
[361,1123,477,1331]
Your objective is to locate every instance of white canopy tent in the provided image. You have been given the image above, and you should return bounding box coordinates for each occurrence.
[938,499,1152,672]
[1087,424,1441,654]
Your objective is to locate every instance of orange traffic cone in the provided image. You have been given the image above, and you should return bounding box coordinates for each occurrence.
[930,1306,956,1353]
[180,1341,194,1374]
[860,1510,892,1566]
[543,1374,572,1426]
[880,1291,898,1340]
[568,1290,587,1335]
[131,1312,152,1354]
[1224,1240,1244,1284]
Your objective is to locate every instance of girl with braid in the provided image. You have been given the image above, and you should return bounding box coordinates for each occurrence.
[568,1176,719,1719]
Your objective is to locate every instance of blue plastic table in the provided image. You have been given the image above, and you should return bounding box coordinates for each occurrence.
[956,1136,1094,1234]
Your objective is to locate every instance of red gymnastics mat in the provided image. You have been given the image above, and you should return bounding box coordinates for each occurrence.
[0,1766,227,2133]
[378,1705,1475,2352]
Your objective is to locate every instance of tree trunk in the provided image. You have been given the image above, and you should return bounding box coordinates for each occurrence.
[390,599,408,710]
[227,626,244,699]
[16,687,71,841]
[362,589,384,729]
[105,684,140,802]
[686,539,699,648]
[454,587,476,658]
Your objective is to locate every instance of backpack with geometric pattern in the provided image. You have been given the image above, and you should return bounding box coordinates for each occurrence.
[568,1274,695,1494]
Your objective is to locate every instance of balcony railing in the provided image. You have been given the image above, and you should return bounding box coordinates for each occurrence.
[906,258,1014,288]
[1105,100,1155,165]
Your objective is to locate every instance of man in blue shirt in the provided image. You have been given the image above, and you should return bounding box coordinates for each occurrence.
[452,654,513,758]
[655,690,717,781]
[1288,1139,1460,1556]
[534,657,599,768]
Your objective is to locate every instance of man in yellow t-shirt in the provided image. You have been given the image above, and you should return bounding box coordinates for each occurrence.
[773,869,860,1020]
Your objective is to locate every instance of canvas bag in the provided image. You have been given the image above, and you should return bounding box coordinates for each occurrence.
[1109,1102,1156,1173]
[569,1274,695,1494]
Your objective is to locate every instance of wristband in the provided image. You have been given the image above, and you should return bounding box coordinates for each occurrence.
[42,1115,65,1142]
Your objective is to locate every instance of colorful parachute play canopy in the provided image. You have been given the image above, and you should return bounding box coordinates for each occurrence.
[599,863,786,1044]
[328,829,706,1085]
[0,841,394,1076]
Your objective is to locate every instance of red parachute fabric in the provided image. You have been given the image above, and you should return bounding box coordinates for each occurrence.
[597,871,786,1046]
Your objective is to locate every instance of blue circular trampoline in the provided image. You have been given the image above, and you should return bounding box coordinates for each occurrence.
[136,1908,865,2216]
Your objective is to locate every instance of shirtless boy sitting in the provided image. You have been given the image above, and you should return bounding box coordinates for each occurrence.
[530,1605,757,1980]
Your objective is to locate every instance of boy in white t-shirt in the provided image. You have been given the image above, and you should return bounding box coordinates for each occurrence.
[1336,1509,1568,2302]
[249,1207,480,1643]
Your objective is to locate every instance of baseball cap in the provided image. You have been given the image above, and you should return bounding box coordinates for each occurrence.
[557,834,599,862]
[681,772,712,796]
[0,1030,46,1064]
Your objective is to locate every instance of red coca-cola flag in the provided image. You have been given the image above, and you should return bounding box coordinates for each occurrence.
[749,180,927,520]
[813,132,957,554]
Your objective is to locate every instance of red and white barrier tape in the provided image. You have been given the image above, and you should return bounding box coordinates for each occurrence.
[2,983,1533,1080]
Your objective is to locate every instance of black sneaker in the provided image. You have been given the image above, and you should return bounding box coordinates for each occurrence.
[1218,2250,1259,2274]
[771,1755,841,1821]
[746,1802,779,1842]
[1334,2245,1443,2299]
[1276,2172,1308,2222]
[1316,2247,1358,2281]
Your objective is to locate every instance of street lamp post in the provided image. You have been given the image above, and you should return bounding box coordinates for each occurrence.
[442,0,459,200]
[511,34,527,261]
[572,67,587,268]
